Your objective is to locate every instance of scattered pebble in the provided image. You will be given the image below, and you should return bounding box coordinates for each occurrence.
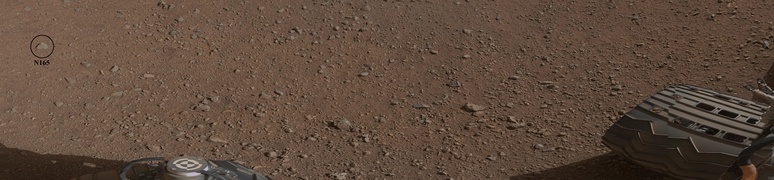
[208,96,221,103]
[612,85,623,91]
[146,144,161,152]
[193,104,211,112]
[448,81,462,88]
[330,172,348,180]
[361,5,372,11]
[266,151,279,158]
[143,74,156,78]
[65,77,75,84]
[83,162,97,168]
[533,144,545,149]
[208,136,228,144]
[110,66,119,72]
[414,104,431,109]
[111,91,124,97]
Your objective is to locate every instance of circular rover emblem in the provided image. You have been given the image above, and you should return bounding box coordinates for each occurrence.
[167,156,208,173]
[172,158,203,171]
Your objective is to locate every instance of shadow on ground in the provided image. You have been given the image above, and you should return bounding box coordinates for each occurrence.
[0,143,125,180]
[510,153,671,180]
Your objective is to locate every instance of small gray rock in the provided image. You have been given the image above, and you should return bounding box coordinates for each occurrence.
[462,103,486,112]
[448,81,462,87]
[83,162,97,168]
[332,119,353,131]
[193,104,211,112]
[143,74,156,78]
[111,91,124,97]
[65,77,76,84]
[36,42,50,50]
[361,4,372,11]
[81,62,92,67]
[612,85,623,91]
[54,102,64,107]
[208,136,228,144]
[146,144,161,152]
[533,144,545,150]
[110,66,119,72]
[413,104,431,109]
[266,151,279,158]
[207,96,220,103]
[330,173,348,180]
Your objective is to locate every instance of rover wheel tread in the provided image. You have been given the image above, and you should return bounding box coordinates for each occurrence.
[602,84,772,180]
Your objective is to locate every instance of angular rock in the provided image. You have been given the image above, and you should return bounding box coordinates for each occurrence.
[111,91,124,97]
[208,136,228,144]
[413,104,431,109]
[266,151,279,158]
[36,42,50,50]
[207,96,220,103]
[193,104,211,112]
[448,81,461,88]
[65,77,75,84]
[332,119,353,131]
[146,144,161,152]
[462,103,486,112]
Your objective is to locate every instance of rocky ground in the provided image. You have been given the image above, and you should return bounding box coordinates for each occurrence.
[1,0,774,179]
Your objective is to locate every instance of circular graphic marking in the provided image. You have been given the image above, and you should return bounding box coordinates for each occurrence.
[30,35,54,58]
[172,158,204,171]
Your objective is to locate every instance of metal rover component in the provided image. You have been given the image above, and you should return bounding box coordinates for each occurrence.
[164,156,209,180]
[602,84,773,179]
[70,156,272,180]
[754,63,774,104]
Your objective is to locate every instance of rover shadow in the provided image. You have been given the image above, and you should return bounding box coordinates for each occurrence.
[0,143,126,180]
[510,153,670,180]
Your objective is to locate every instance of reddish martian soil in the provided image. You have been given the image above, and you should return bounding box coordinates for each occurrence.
[1,0,774,179]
